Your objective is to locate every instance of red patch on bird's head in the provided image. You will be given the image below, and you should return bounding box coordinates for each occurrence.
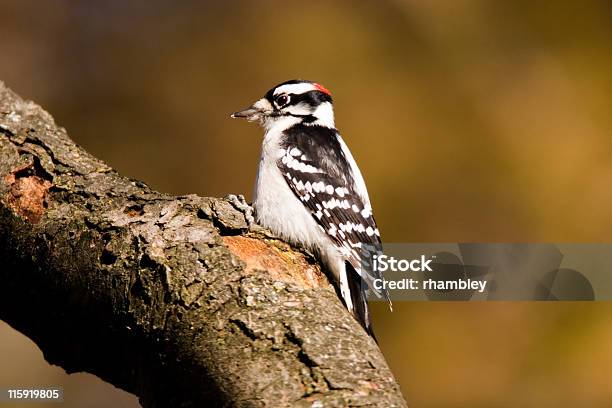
[313,83,332,96]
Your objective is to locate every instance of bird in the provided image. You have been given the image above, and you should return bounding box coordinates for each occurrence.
[231,79,391,338]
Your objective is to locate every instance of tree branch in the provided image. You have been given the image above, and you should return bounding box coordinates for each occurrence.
[0,82,406,407]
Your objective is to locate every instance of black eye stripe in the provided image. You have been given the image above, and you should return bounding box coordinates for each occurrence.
[271,90,333,111]
[285,90,332,106]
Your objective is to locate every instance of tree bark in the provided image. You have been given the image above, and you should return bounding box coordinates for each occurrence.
[0,82,406,408]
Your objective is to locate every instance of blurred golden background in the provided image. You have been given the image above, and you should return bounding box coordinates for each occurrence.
[1,1,612,407]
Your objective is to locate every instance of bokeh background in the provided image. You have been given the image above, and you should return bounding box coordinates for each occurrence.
[1,0,612,407]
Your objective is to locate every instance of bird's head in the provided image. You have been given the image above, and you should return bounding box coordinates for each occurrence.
[231,79,335,129]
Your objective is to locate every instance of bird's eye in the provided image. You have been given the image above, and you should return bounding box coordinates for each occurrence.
[275,95,289,107]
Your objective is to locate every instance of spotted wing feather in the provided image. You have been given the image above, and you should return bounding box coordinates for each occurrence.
[277,125,388,301]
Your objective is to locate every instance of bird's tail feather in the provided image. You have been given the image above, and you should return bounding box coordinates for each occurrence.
[346,262,377,342]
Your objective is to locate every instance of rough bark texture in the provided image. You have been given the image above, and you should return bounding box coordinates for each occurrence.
[0,82,406,408]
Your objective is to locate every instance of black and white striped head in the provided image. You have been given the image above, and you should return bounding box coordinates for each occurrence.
[232,80,335,129]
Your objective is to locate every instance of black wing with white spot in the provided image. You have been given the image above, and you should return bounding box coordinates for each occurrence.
[278,124,389,302]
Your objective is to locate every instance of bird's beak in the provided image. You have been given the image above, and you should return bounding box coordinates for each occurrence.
[231,106,260,119]
[230,98,271,121]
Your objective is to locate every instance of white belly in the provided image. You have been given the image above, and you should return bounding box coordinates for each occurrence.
[253,140,326,250]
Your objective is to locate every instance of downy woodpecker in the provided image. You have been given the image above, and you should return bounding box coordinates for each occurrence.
[231,80,390,338]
